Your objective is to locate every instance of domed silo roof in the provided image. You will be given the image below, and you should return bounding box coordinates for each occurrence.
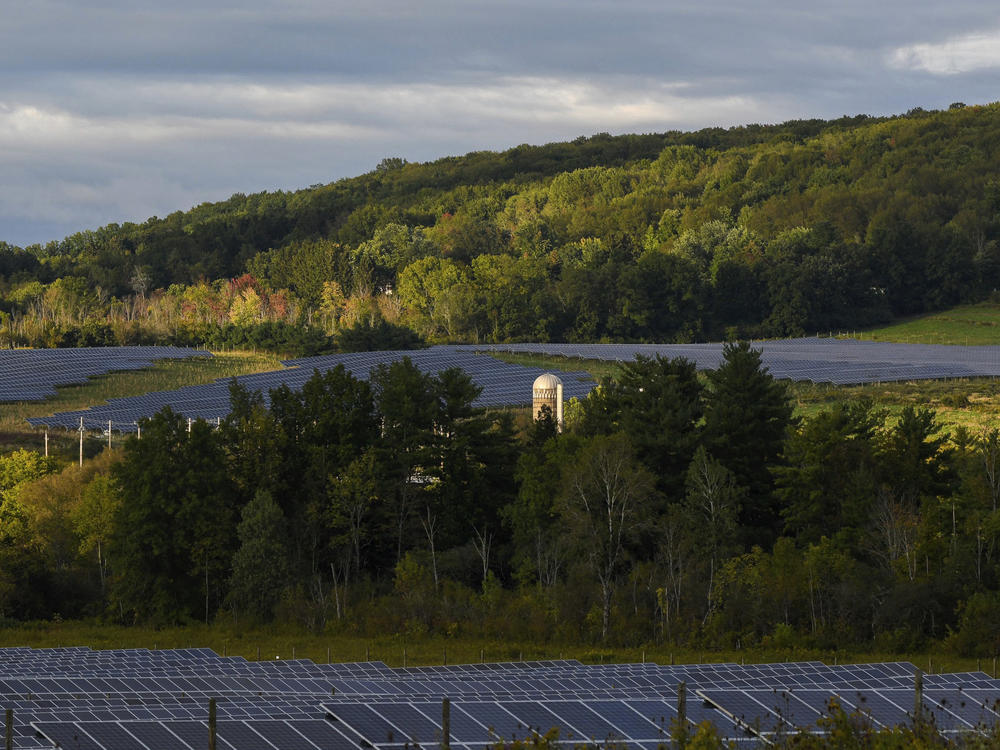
[533,373,563,392]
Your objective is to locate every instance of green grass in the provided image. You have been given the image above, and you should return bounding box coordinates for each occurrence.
[0,351,283,457]
[0,622,989,674]
[854,302,1000,345]
[787,378,1000,435]
[481,352,622,382]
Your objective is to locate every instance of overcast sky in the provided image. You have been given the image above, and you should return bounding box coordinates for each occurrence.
[2,0,998,247]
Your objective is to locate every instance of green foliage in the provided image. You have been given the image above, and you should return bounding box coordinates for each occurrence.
[110,409,237,624]
[227,489,290,623]
[335,317,426,352]
[703,341,795,546]
[6,104,1000,347]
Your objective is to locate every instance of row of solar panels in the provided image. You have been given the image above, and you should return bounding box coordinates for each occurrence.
[23,338,1000,433]
[18,690,1000,749]
[25,348,595,432]
[1,648,998,748]
[466,339,1000,385]
[0,347,211,403]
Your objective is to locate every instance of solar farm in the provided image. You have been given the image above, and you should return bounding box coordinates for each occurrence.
[0,348,211,404]
[7,338,1000,432]
[0,648,997,748]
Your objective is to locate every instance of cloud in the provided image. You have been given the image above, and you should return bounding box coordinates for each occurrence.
[1,1,998,246]
[0,72,788,245]
[888,29,1000,75]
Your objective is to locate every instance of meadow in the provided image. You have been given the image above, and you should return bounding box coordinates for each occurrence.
[857,301,1000,345]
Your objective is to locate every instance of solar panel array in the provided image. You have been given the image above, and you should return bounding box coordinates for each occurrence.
[26,348,595,432]
[23,338,1000,432]
[466,338,1000,386]
[0,347,212,403]
[1,648,997,749]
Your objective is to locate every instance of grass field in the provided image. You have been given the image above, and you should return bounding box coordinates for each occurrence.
[0,351,283,457]
[482,351,621,382]
[856,302,1000,345]
[0,622,989,675]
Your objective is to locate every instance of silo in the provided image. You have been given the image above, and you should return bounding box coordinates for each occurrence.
[532,373,563,431]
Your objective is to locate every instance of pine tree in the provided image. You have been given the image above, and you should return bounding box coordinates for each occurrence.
[703,341,794,548]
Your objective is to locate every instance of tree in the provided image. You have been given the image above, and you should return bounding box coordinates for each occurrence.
[227,489,290,622]
[111,408,237,624]
[682,446,740,621]
[327,448,380,583]
[777,401,885,546]
[881,406,954,507]
[559,433,654,640]
[73,474,121,595]
[703,341,794,548]
[583,355,704,500]
[508,432,582,588]
[372,358,439,563]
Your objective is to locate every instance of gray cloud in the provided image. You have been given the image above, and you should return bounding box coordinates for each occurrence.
[1,1,998,246]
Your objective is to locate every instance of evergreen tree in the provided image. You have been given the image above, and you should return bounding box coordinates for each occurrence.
[581,355,703,500]
[703,341,794,548]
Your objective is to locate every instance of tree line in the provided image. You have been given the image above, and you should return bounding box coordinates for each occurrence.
[0,105,998,351]
[2,344,999,657]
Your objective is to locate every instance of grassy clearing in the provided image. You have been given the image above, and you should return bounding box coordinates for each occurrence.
[0,622,989,674]
[856,302,1000,345]
[482,352,621,382]
[787,377,1000,435]
[0,351,283,457]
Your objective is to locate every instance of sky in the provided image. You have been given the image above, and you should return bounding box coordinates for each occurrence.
[2,0,999,248]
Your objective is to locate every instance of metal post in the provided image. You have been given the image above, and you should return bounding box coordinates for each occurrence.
[187,418,192,434]
[108,420,112,450]
[137,422,141,440]
[441,698,451,750]
[6,708,13,750]
[44,430,48,458]
[676,682,687,749]
[208,698,217,750]
[79,417,84,467]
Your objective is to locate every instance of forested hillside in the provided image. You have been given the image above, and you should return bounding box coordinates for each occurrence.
[1,103,998,349]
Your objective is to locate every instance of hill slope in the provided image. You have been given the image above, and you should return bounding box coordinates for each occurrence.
[1,103,998,346]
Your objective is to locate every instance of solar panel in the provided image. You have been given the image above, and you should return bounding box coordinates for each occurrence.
[5,647,1000,748]
[26,338,1000,432]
